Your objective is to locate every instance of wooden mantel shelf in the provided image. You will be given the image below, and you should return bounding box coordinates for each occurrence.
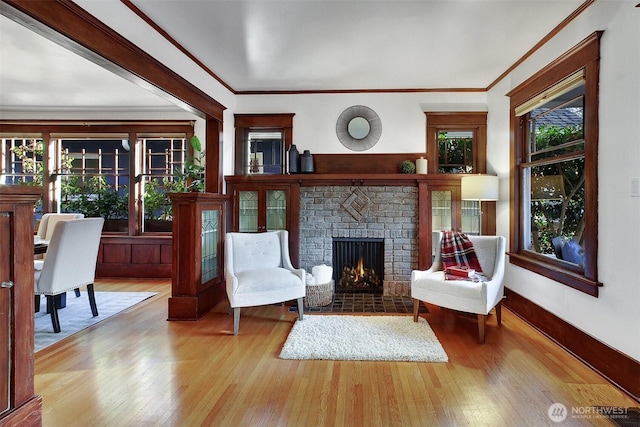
[225,173,465,187]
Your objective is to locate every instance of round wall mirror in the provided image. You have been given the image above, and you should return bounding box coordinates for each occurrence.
[347,117,370,140]
[336,105,382,151]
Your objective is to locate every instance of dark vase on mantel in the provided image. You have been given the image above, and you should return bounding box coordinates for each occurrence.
[288,144,300,173]
[301,150,314,173]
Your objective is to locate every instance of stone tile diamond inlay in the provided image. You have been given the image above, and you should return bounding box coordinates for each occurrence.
[341,188,371,221]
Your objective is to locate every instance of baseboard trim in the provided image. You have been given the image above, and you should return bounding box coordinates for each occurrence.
[504,288,640,402]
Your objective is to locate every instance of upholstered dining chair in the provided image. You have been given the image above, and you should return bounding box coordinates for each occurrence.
[34,217,104,333]
[36,212,84,241]
[35,212,85,297]
[411,233,506,344]
[225,230,305,335]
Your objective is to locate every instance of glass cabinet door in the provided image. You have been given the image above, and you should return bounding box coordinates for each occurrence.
[238,190,258,232]
[201,209,219,284]
[431,190,452,258]
[266,190,287,231]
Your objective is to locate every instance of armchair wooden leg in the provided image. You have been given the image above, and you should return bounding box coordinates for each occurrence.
[496,301,502,326]
[87,283,98,317]
[297,297,304,321]
[233,307,240,336]
[413,299,420,322]
[47,295,61,333]
[35,294,41,313]
[477,314,487,344]
[74,288,81,297]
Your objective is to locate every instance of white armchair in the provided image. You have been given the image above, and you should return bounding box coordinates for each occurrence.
[34,218,104,333]
[225,230,305,335]
[411,234,506,344]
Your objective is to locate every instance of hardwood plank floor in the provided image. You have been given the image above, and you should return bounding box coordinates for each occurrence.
[34,279,636,426]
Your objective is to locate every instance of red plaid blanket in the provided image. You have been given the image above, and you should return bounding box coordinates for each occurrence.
[440,231,485,281]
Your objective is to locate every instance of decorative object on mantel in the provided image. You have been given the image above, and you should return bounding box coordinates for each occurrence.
[287,144,300,173]
[336,105,382,151]
[416,157,428,174]
[400,160,416,174]
[301,149,314,173]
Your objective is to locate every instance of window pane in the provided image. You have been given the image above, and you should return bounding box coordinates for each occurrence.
[61,140,129,232]
[247,131,283,174]
[141,138,187,232]
[529,84,584,162]
[526,158,585,268]
[437,131,473,173]
[2,138,45,217]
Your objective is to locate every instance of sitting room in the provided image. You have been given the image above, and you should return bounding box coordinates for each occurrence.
[1,0,638,425]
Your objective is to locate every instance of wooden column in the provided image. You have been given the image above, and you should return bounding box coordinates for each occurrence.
[0,186,43,426]
[168,192,228,320]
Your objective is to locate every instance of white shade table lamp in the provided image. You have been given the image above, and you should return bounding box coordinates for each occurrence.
[461,174,499,235]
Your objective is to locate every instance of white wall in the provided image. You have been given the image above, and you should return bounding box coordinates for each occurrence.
[488,0,640,361]
[234,93,487,155]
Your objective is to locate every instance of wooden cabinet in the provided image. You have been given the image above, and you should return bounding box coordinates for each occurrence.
[226,177,300,265]
[167,192,228,321]
[0,186,43,426]
[234,186,290,232]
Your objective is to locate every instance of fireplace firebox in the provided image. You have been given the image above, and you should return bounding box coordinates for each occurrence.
[332,238,384,294]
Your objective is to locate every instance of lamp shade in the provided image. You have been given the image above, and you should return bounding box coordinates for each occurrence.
[461,175,499,201]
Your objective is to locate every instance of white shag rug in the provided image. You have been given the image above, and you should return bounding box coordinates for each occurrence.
[279,315,448,362]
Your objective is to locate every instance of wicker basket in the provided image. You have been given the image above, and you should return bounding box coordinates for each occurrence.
[304,280,334,307]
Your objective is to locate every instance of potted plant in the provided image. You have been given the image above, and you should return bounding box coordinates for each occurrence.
[173,135,205,192]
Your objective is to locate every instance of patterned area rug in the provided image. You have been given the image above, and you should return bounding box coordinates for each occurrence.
[279,315,448,362]
[35,291,157,352]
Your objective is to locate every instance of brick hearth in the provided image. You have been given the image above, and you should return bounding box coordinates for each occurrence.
[299,185,418,296]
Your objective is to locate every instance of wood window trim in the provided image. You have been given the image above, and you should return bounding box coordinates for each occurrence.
[233,114,295,175]
[507,31,602,297]
[425,112,487,174]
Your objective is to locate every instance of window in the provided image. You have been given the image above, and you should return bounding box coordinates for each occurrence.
[508,32,601,296]
[425,112,487,175]
[234,114,294,175]
[0,121,195,235]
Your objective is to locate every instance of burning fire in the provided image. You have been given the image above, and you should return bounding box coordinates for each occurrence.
[339,257,380,290]
[355,258,365,280]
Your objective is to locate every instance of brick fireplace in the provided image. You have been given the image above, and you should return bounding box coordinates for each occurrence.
[299,185,418,296]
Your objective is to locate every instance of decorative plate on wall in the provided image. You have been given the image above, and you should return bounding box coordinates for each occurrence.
[336,105,382,151]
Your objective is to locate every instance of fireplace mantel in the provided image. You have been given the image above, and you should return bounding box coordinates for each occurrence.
[226,173,464,187]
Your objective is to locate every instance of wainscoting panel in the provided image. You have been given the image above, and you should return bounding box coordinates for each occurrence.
[97,236,172,278]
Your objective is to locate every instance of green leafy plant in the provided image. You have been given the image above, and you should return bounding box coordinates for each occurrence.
[399,160,416,174]
[60,175,128,219]
[172,135,205,192]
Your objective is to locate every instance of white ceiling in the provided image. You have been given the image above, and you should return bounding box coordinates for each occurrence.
[0,0,586,110]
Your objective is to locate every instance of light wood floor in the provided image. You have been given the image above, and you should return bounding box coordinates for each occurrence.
[34,278,636,426]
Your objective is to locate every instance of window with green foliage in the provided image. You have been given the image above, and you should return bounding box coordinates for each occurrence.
[1,121,196,235]
[438,131,474,173]
[508,32,601,296]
